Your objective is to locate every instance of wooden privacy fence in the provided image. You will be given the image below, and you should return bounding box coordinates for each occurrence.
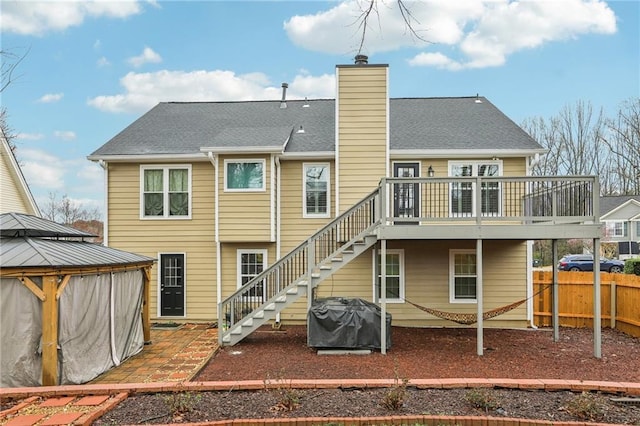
[533,271,640,338]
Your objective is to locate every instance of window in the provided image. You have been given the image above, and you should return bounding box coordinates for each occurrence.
[237,249,267,301]
[225,160,265,191]
[450,249,477,303]
[449,162,501,217]
[606,221,627,237]
[303,163,329,217]
[141,166,191,219]
[374,250,404,303]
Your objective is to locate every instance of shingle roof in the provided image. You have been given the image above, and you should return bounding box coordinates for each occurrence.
[599,196,640,217]
[89,97,542,158]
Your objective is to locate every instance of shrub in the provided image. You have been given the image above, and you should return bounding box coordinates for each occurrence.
[264,369,300,412]
[465,388,499,413]
[564,391,606,421]
[162,391,201,417]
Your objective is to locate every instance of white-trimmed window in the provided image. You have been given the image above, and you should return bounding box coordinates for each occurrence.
[449,161,501,217]
[449,249,477,303]
[373,249,404,303]
[606,221,627,237]
[225,159,265,191]
[141,165,191,219]
[303,163,330,217]
[237,249,267,301]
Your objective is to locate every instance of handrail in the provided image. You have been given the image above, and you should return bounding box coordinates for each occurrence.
[219,188,380,331]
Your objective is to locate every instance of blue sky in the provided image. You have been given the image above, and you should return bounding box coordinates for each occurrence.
[2,0,638,215]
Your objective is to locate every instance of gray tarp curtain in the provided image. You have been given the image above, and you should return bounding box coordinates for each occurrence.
[0,270,144,387]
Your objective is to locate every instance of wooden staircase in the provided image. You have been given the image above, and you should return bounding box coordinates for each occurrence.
[218,189,380,346]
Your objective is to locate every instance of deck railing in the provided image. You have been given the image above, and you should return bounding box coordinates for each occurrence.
[380,176,598,225]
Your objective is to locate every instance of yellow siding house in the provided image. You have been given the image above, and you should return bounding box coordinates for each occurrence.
[89,57,603,355]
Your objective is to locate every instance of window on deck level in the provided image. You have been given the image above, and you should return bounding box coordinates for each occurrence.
[449,162,501,216]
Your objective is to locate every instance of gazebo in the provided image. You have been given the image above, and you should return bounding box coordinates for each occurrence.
[0,212,155,387]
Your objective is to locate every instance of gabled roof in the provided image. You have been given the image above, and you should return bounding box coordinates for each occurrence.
[89,97,543,160]
[0,131,40,216]
[0,212,154,269]
[599,196,640,219]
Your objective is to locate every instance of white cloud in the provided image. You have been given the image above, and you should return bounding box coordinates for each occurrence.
[88,69,335,114]
[54,130,77,141]
[284,0,617,70]
[16,133,45,141]
[127,47,162,68]
[37,93,64,103]
[97,56,111,67]
[17,148,65,190]
[17,149,105,214]
[1,1,142,36]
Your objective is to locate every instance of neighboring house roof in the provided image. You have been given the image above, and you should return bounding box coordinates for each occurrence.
[0,131,40,216]
[0,212,154,269]
[88,97,544,160]
[600,196,640,219]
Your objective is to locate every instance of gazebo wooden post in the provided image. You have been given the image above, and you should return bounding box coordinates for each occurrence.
[142,266,152,344]
[42,275,59,386]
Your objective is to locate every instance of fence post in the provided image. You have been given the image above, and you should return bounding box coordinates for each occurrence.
[610,279,616,329]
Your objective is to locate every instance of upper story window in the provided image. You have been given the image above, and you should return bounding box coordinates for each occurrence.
[303,163,330,217]
[141,165,191,219]
[449,249,477,303]
[449,161,501,217]
[606,221,627,237]
[225,160,265,191]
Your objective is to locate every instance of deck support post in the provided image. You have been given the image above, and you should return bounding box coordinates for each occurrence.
[380,239,387,355]
[593,237,602,359]
[476,239,483,356]
[552,239,559,342]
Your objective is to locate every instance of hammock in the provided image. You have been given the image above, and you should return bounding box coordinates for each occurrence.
[402,285,551,326]
[404,298,527,325]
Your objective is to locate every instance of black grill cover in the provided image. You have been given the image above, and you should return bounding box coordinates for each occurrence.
[307,297,392,349]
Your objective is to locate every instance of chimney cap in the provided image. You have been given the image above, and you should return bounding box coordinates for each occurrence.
[354,54,368,65]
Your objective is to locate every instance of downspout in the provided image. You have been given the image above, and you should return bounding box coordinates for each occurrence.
[98,160,109,246]
[207,152,221,307]
[275,155,282,326]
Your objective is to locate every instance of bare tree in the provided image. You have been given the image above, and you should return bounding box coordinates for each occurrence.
[354,0,430,55]
[600,98,640,195]
[1,48,29,151]
[42,192,101,226]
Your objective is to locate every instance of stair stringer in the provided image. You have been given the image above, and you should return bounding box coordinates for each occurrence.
[221,232,379,346]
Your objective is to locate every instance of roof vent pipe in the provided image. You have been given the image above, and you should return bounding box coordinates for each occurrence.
[354,54,368,65]
[280,83,288,109]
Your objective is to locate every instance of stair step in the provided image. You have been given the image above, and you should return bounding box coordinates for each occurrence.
[275,295,287,303]
[311,272,320,278]
[241,318,253,327]
[264,303,276,311]
[298,280,308,287]
[331,257,343,262]
[320,265,332,270]
[222,335,231,343]
[254,311,264,319]
[286,287,298,295]
[231,328,242,335]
